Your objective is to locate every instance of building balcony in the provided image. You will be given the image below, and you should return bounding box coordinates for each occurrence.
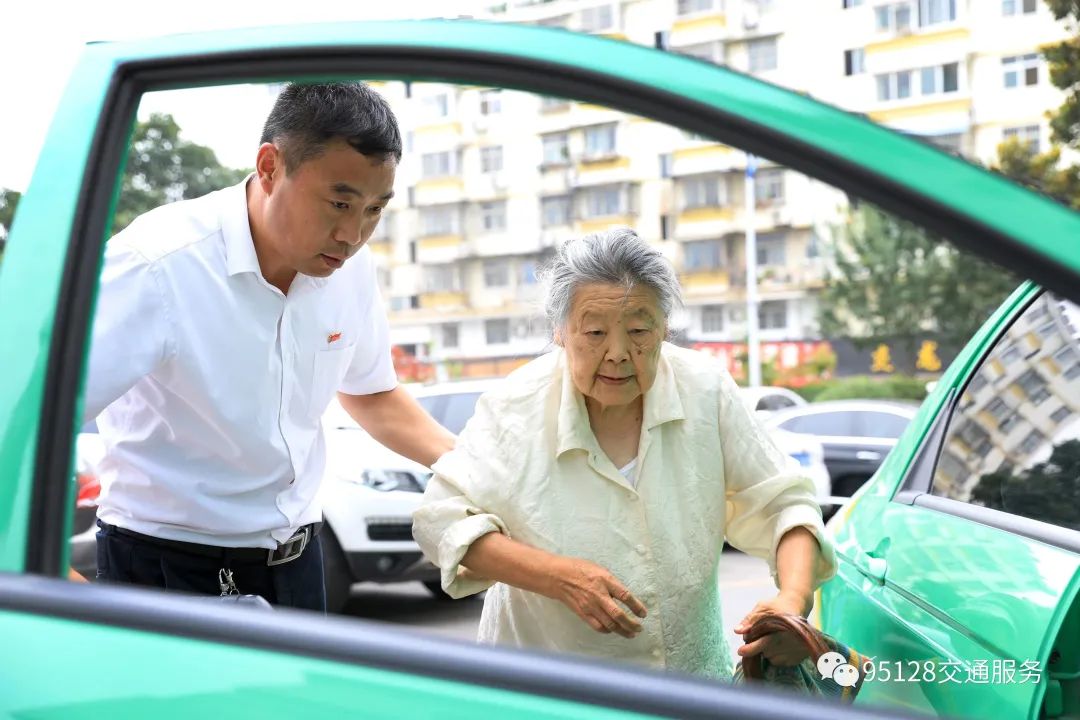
[413,177,465,206]
[865,26,969,56]
[671,11,727,42]
[419,291,468,310]
[576,215,636,234]
[868,96,971,125]
[679,269,729,293]
[366,239,393,259]
[416,234,467,264]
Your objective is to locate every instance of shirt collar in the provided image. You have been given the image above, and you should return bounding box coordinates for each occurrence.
[220,175,330,290]
[555,344,686,458]
[221,175,262,278]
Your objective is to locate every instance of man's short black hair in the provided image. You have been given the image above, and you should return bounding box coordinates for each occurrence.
[260,82,402,172]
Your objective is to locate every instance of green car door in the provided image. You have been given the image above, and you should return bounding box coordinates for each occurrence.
[820,283,1080,720]
[3,18,1080,719]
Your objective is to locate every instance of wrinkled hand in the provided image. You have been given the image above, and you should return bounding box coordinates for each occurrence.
[734,590,813,666]
[549,556,648,638]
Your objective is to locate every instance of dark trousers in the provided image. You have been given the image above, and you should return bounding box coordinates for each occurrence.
[95,521,327,613]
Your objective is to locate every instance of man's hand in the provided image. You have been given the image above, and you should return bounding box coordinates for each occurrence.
[734,589,813,666]
[547,556,648,639]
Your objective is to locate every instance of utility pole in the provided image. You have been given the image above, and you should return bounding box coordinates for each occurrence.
[745,152,761,388]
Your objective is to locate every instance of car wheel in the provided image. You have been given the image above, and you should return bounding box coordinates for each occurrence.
[320,528,354,614]
[423,580,461,601]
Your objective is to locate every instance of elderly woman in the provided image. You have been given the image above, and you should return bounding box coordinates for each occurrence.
[412,228,836,679]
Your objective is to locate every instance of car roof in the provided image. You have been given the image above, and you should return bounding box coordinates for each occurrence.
[738,386,803,402]
[767,399,920,422]
[408,378,504,398]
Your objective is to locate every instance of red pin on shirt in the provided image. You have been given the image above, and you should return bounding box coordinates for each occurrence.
[327,332,342,344]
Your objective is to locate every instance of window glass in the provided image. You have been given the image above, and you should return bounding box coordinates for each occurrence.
[932,292,1080,532]
[438,392,484,435]
[857,411,911,439]
[780,411,857,437]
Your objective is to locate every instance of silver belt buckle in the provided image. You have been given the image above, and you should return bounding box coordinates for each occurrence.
[267,526,309,566]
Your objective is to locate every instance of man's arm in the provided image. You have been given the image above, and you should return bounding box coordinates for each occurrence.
[338,387,455,468]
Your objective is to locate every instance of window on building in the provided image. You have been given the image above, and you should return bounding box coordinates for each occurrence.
[845,48,865,76]
[441,323,459,349]
[1003,125,1041,153]
[756,234,787,266]
[1055,344,1080,380]
[483,259,511,287]
[918,0,956,26]
[1003,53,1040,88]
[485,318,511,345]
[536,14,570,28]
[748,37,778,72]
[678,0,718,14]
[682,175,722,209]
[421,151,457,178]
[757,168,785,203]
[423,264,461,292]
[1003,0,1037,15]
[928,133,964,153]
[480,201,507,232]
[541,196,572,227]
[659,153,674,178]
[479,89,502,115]
[684,239,725,271]
[581,186,625,218]
[580,5,614,31]
[758,300,788,330]
[584,123,618,158]
[920,62,959,95]
[678,41,722,63]
[875,3,913,33]
[542,133,570,165]
[702,305,725,333]
[520,259,539,285]
[931,291,1080,532]
[843,0,864,6]
[423,93,449,118]
[480,146,504,174]
[541,95,570,112]
[419,205,460,236]
[876,70,914,101]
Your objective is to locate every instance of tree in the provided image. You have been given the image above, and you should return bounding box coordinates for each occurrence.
[817,203,1017,357]
[989,1,1080,207]
[0,188,20,239]
[114,113,250,233]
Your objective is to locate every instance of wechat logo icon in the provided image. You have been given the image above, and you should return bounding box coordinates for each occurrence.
[818,651,861,688]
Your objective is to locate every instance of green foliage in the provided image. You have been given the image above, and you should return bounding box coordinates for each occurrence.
[0,188,20,239]
[971,439,1080,531]
[797,375,928,403]
[114,113,250,233]
[990,1,1080,208]
[818,203,1017,357]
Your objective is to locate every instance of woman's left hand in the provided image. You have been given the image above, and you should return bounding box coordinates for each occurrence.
[733,590,813,667]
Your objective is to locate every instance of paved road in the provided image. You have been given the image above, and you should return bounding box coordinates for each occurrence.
[342,548,777,665]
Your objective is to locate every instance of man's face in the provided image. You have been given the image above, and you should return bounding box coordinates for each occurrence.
[261,139,396,278]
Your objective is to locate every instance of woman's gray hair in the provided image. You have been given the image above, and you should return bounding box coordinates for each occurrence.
[538,227,683,334]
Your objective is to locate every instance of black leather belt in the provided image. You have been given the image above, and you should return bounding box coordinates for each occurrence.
[102,521,322,566]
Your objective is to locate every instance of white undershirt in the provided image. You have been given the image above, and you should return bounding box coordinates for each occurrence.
[618,459,638,488]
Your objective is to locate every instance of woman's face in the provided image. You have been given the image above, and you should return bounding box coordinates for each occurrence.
[560,282,666,411]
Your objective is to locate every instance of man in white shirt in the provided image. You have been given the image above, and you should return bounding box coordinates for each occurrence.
[86,82,454,611]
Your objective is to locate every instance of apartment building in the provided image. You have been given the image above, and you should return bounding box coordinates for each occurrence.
[373,0,1070,380]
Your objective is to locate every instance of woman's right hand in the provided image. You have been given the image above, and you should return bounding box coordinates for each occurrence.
[546,556,648,638]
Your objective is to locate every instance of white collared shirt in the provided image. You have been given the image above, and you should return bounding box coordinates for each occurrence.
[85,178,397,548]
[413,344,836,679]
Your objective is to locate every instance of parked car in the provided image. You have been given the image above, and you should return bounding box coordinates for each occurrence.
[765,400,918,497]
[738,385,807,417]
[5,18,1078,719]
[319,399,444,612]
